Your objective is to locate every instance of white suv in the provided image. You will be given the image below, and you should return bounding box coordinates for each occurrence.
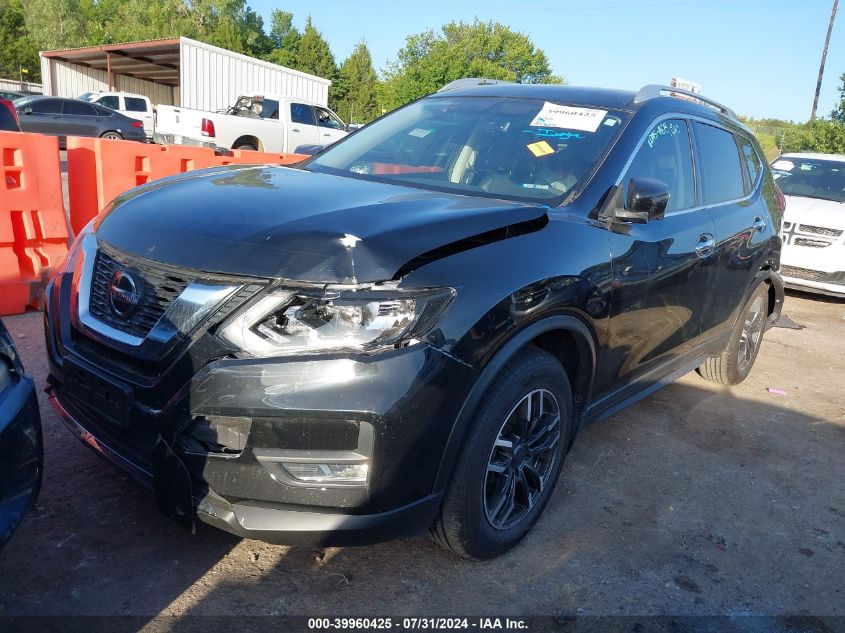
[78,91,154,140]
[772,152,845,298]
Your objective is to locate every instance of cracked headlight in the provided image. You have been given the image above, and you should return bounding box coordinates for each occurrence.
[219,287,454,357]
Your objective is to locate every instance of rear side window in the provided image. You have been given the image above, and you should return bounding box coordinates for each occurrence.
[623,118,695,212]
[736,135,762,193]
[125,97,148,112]
[64,101,97,116]
[291,103,315,125]
[96,95,119,110]
[694,122,745,205]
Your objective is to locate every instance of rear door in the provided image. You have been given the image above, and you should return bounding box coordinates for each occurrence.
[288,102,320,150]
[603,117,717,395]
[61,100,102,138]
[693,122,771,337]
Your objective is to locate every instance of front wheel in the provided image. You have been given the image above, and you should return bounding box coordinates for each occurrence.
[697,283,769,385]
[431,347,573,559]
[100,131,123,140]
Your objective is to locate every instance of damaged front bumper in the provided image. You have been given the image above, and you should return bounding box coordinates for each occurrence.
[45,282,477,544]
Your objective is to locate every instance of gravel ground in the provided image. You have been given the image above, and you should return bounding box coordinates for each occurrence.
[0,291,843,627]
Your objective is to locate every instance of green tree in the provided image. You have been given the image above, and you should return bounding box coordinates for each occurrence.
[0,0,40,81]
[781,119,845,154]
[292,16,337,93]
[831,72,845,123]
[264,9,301,68]
[334,41,379,123]
[381,19,563,111]
[21,0,89,51]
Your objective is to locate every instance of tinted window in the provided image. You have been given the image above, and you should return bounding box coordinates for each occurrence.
[63,101,97,116]
[93,104,114,116]
[736,136,762,193]
[28,99,62,114]
[623,119,695,212]
[260,99,279,119]
[125,97,148,112]
[315,106,344,130]
[96,95,119,110]
[291,103,315,125]
[694,122,745,205]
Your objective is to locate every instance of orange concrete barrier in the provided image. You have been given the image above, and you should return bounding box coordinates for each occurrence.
[67,137,306,235]
[0,131,69,315]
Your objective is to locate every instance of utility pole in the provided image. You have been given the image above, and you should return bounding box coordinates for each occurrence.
[812,0,839,120]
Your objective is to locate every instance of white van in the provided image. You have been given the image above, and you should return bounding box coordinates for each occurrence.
[78,91,154,140]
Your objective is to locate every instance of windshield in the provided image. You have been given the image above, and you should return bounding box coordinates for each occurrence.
[77,92,95,102]
[307,96,628,204]
[771,156,845,203]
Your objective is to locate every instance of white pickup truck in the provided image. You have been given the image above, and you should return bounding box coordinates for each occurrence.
[153,94,348,153]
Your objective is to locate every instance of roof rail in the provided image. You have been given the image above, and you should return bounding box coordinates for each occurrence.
[437,77,515,92]
[633,84,737,120]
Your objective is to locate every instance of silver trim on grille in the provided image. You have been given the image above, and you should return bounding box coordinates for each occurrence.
[72,234,241,360]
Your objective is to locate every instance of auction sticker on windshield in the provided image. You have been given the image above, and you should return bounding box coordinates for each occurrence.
[529,103,607,132]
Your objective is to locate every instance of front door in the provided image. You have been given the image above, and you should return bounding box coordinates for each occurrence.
[19,98,64,135]
[597,118,717,400]
[288,103,320,151]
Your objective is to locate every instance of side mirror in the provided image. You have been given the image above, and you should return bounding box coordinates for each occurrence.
[615,177,670,223]
[22,107,32,115]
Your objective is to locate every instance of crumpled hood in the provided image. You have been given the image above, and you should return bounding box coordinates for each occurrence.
[95,165,549,283]
[783,195,845,231]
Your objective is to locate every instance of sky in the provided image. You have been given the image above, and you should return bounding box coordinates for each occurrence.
[249,0,844,122]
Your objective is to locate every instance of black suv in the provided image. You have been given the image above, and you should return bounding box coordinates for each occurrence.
[44,83,784,559]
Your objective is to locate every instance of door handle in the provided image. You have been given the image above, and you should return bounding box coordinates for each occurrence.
[292,128,300,132]
[752,216,767,232]
[695,233,716,258]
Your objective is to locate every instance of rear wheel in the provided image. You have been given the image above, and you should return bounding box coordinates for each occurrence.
[431,347,573,559]
[234,143,257,151]
[100,131,123,140]
[697,283,769,385]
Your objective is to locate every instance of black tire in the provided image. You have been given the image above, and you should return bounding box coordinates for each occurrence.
[234,143,257,151]
[431,347,573,559]
[697,283,769,386]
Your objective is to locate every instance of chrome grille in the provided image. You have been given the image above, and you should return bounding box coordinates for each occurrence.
[794,237,830,248]
[90,247,192,339]
[781,265,825,281]
[799,224,843,238]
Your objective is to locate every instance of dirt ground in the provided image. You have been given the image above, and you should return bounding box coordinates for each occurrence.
[0,291,843,626]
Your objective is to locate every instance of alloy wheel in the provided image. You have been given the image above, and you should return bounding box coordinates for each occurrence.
[737,295,765,372]
[484,388,561,530]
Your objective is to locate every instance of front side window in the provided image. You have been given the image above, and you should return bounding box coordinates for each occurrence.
[315,106,344,129]
[125,97,148,113]
[291,103,315,125]
[771,157,845,203]
[308,96,628,204]
[27,99,62,114]
[694,122,745,205]
[622,118,695,212]
[96,95,119,110]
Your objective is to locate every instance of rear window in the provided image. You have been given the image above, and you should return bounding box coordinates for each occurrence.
[125,97,148,112]
[694,122,745,205]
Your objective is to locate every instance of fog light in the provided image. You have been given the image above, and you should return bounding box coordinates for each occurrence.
[282,462,369,484]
